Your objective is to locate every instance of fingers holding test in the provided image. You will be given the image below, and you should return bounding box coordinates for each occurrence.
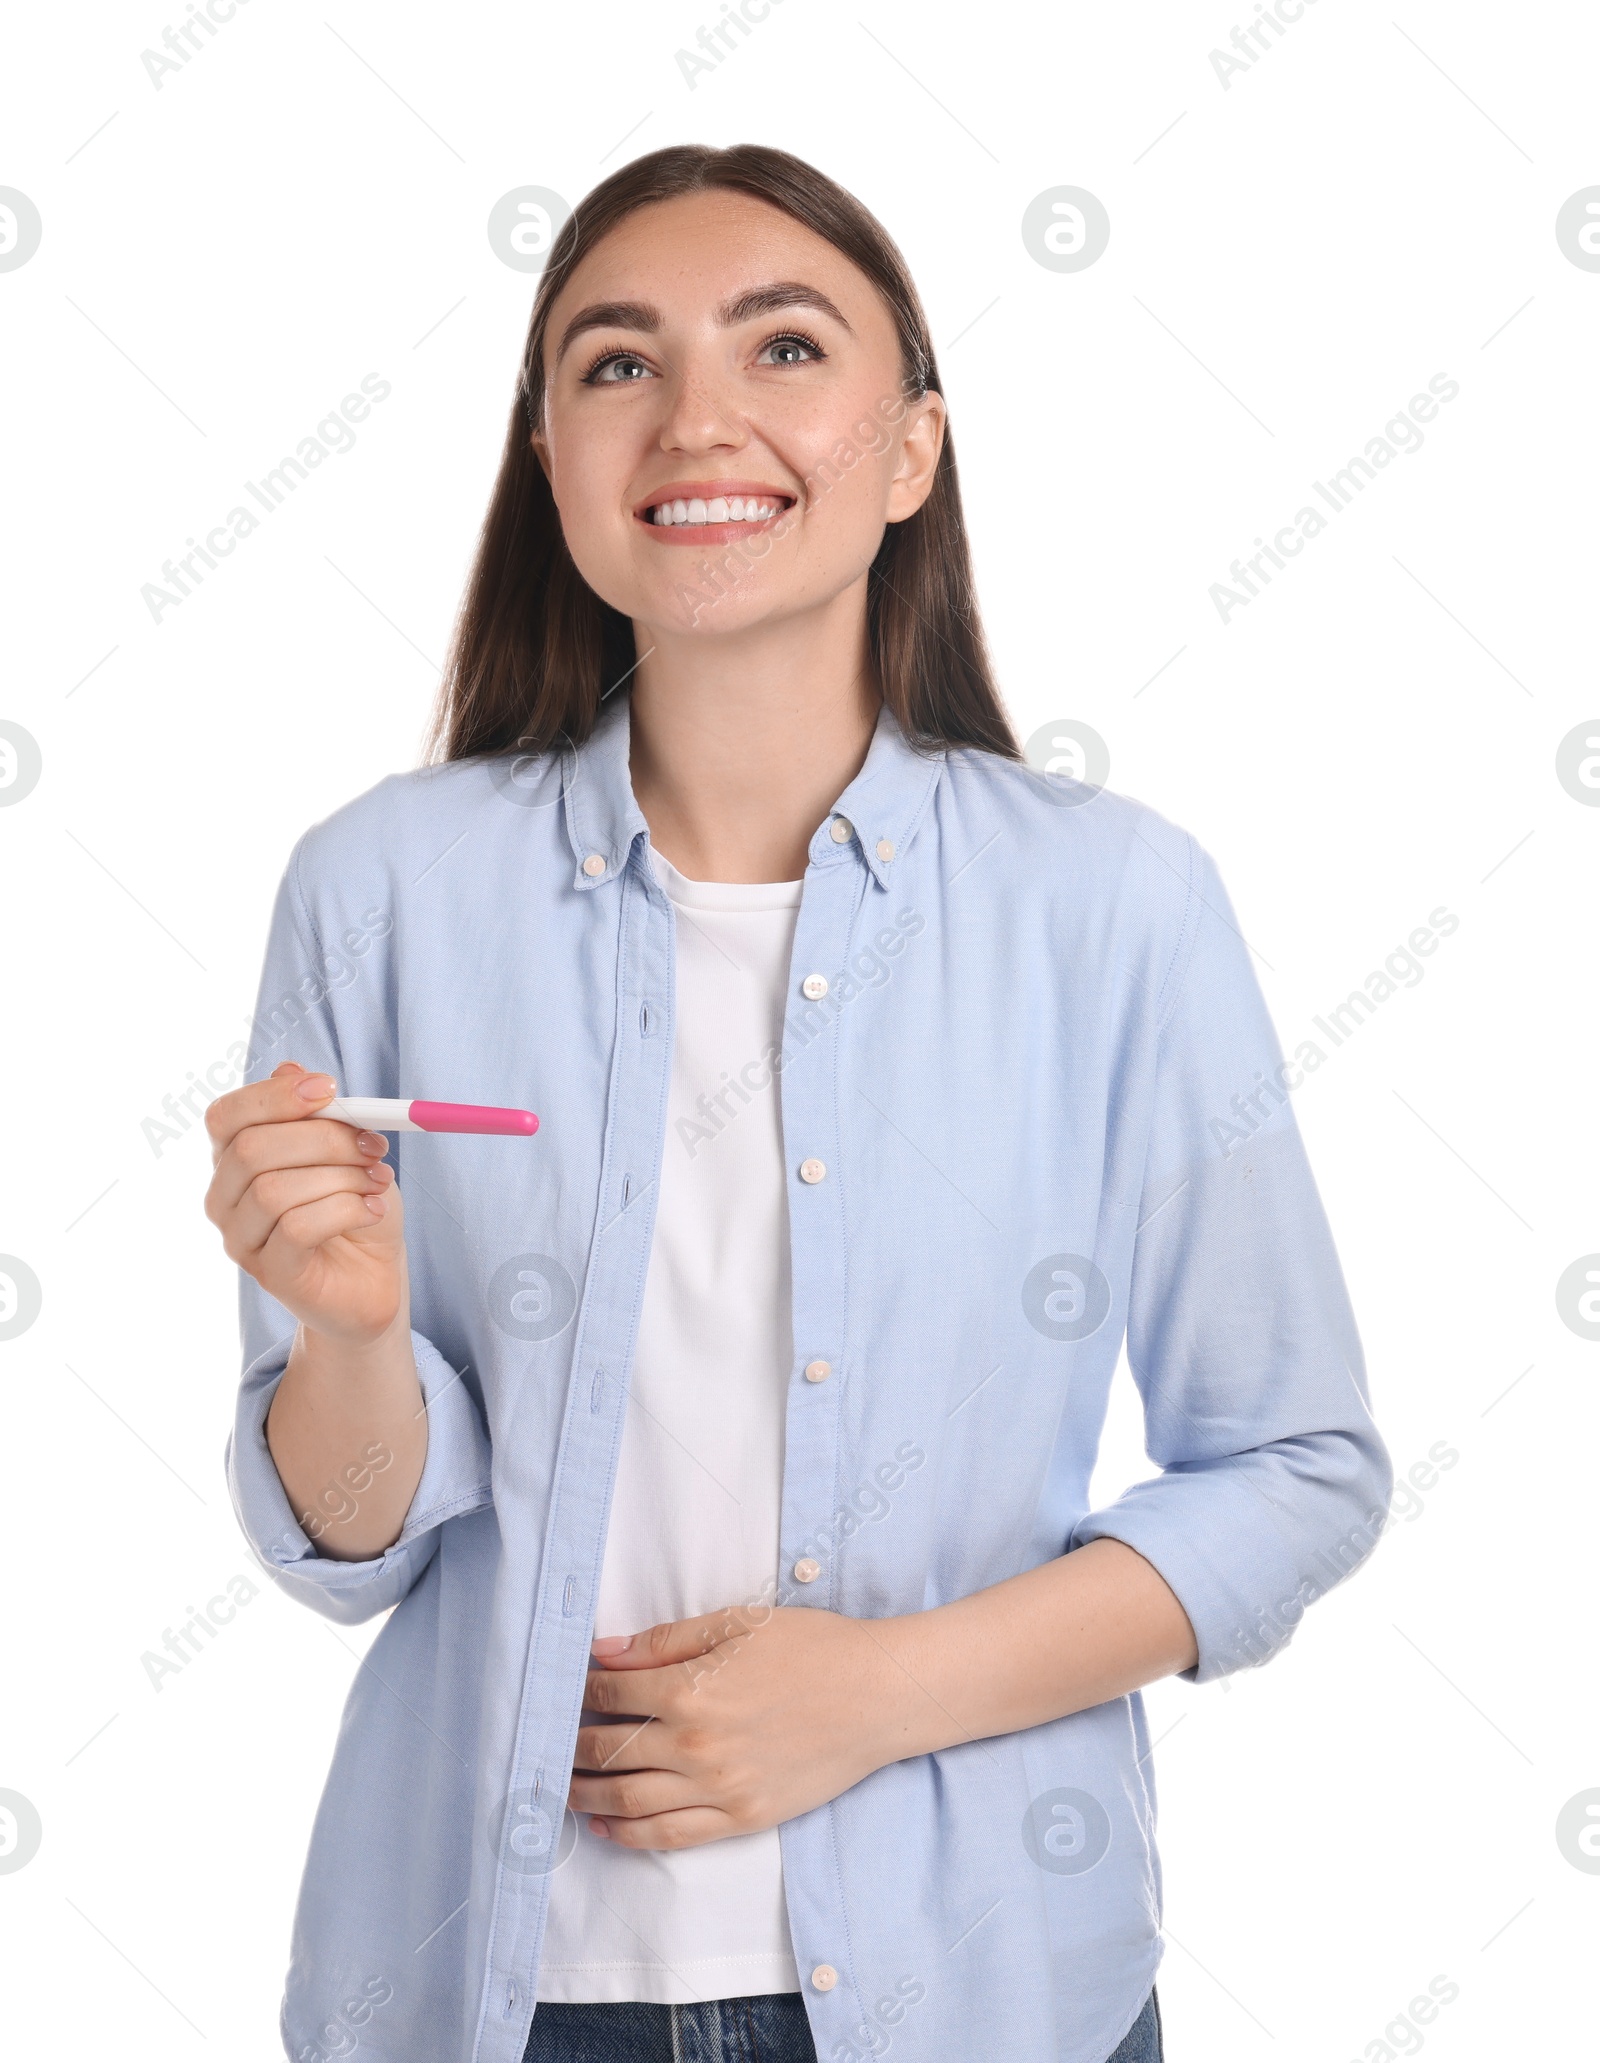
[207,1114,388,1223]
[225,1160,394,1261]
[204,1059,343,1159]
[259,1189,399,1269]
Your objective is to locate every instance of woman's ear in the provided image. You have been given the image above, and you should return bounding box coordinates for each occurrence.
[885,390,947,523]
[529,429,553,485]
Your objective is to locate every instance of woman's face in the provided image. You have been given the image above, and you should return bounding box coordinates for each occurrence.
[532,189,945,644]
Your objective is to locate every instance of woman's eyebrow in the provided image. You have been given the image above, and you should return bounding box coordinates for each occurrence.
[716,281,853,331]
[554,282,853,366]
[555,299,663,363]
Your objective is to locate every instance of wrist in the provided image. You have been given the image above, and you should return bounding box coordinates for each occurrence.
[295,1285,413,1369]
[856,1607,967,1769]
[285,1299,419,1420]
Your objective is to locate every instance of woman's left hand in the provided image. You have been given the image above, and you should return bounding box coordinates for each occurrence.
[569,1542,1199,1849]
[569,1604,923,1849]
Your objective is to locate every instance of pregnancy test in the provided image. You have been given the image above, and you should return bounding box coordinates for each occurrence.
[319,1098,539,1137]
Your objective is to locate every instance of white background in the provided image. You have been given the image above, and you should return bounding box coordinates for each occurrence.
[2,0,1597,2055]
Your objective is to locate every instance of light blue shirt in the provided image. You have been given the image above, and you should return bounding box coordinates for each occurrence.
[227,692,1390,2063]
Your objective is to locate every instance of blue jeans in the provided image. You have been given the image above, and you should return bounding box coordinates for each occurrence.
[523,1987,1162,2061]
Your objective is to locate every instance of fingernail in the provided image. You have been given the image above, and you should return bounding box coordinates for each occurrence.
[588,1817,609,1838]
[356,1132,388,1155]
[590,1634,632,1657]
[365,1163,394,1185]
[365,1193,389,1217]
[296,1075,336,1103]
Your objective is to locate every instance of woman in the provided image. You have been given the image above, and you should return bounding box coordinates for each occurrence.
[208,144,1390,2063]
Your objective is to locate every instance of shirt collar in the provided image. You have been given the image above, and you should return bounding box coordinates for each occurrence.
[560,690,648,891]
[805,699,946,890]
[562,690,946,893]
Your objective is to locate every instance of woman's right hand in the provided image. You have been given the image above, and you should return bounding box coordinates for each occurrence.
[204,1059,408,1346]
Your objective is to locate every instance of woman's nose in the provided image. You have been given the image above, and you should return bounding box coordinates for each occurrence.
[657,357,748,455]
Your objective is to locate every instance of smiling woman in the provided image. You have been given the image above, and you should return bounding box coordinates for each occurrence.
[214,142,1389,2063]
[430,144,1014,808]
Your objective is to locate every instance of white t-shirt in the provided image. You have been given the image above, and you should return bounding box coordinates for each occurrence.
[536,847,803,2004]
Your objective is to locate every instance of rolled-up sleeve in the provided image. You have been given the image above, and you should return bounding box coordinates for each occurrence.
[226,1322,493,1623]
[1073,837,1393,1682]
[221,837,493,1624]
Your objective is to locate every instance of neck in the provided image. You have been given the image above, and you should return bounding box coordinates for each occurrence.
[627,578,881,883]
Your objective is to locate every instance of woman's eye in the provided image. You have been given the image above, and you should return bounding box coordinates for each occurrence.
[585,353,654,385]
[757,334,822,367]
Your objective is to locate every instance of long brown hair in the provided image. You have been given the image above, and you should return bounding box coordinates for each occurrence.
[428,144,1017,763]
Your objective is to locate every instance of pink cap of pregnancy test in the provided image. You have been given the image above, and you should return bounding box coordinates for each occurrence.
[410,1102,539,1136]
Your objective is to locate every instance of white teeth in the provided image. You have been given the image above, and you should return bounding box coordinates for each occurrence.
[646,494,785,526]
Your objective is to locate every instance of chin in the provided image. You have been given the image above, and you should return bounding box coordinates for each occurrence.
[653,581,789,637]
[614,549,794,636]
